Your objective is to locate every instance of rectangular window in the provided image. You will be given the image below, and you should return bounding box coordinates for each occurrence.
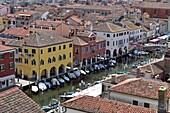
[113,34,115,37]
[10,52,14,58]
[75,49,78,54]
[165,10,168,15]
[53,47,56,51]
[113,41,114,46]
[154,9,157,14]
[0,64,5,71]
[119,40,123,45]
[24,49,28,53]
[18,48,22,52]
[59,46,61,50]
[116,41,117,45]
[25,58,28,64]
[82,48,85,54]
[133,100,138,106]
[48,48,51,52]
[144,103,150,108]
[0,54,4,60]
[41,49,43,54]
[107,34,110,37]
[63,45,66,49]
[32,49,36,54]
[107,41,109,46]
[100,43,102,48]
[69,43,72,48]
[18,58,22,63]
[69,52,72,58]
[103,43,106,47]
[10,62,14,69]
[52,27,56,30]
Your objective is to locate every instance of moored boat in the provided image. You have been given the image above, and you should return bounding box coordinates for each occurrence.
[74,68,81,77]
[68,72,77,79]
[80,70,86,76]
[38,82,47,92]
[31,85,39,94]
[62,75,70,82]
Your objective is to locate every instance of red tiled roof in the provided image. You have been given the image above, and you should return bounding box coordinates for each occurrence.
[0,44,14,52]
[16,11,37,15]
[0,87,45,113]
[109,78,169,100]
[31,20,62,27]
[2,28,29,37]
[72,37,88,46]
[63,95,157,113]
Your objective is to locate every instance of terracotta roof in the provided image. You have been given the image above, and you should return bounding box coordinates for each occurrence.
[70,16,82,24]
[0,44,14,52]
[102,74,128,84]
[2,28,29,37]
[72,37,88,46]
[63,4,112,11]
[77,32,92,37]
[122,20,140,30]
[140,64,163,76]
[91,22,127,33]
[31,20,62,27]
[133,1,170,9]
[0,87,45,113]
[109,78,169,100]
[6,39,24,47]
[16,11,37,15]
[23,32,72,47]
[63,95,157,113]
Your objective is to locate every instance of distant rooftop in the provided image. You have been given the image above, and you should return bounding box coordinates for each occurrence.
[0,87,45,113]
[63,95,157,113]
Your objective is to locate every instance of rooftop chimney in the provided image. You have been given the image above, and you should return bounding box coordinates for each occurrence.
[2,40,5,45]
[74,25,77,37]
[158,86,167,113]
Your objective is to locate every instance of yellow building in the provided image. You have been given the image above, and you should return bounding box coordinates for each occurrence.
[16,32,73,81]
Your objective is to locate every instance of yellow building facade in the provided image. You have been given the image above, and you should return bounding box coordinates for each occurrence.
[16,32,73,81]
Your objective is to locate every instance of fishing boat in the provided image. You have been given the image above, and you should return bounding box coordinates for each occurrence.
[84,68,90,74]
[94,64,100,71]
[88,66,94,72]
[68,72,77,79]
[80,70,86,76]
[51,78,60,86]
[57,77,65,84]
[38,82,47,92]
[73,68,81,77]
[62,75,70,82]
[42,106,51,112]
[99,64,105,70]
[31,85,39,94]
[44,81,52,89]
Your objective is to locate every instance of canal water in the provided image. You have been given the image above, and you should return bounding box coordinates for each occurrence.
[24,54,153,107]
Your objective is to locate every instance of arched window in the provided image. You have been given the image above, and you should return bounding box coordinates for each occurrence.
[58,55,62,61]
[48,58,51,63]
[40,59,44,65]
[63,54,66,59]
[53,57,56,62]
[32,59,36,65]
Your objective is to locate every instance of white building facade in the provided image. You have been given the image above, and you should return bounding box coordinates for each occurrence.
[86,22,129,58]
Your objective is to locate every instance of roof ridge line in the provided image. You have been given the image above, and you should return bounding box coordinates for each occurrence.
[106,22,113,32]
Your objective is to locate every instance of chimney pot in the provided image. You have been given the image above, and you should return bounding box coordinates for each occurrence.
[2,40,5,45]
